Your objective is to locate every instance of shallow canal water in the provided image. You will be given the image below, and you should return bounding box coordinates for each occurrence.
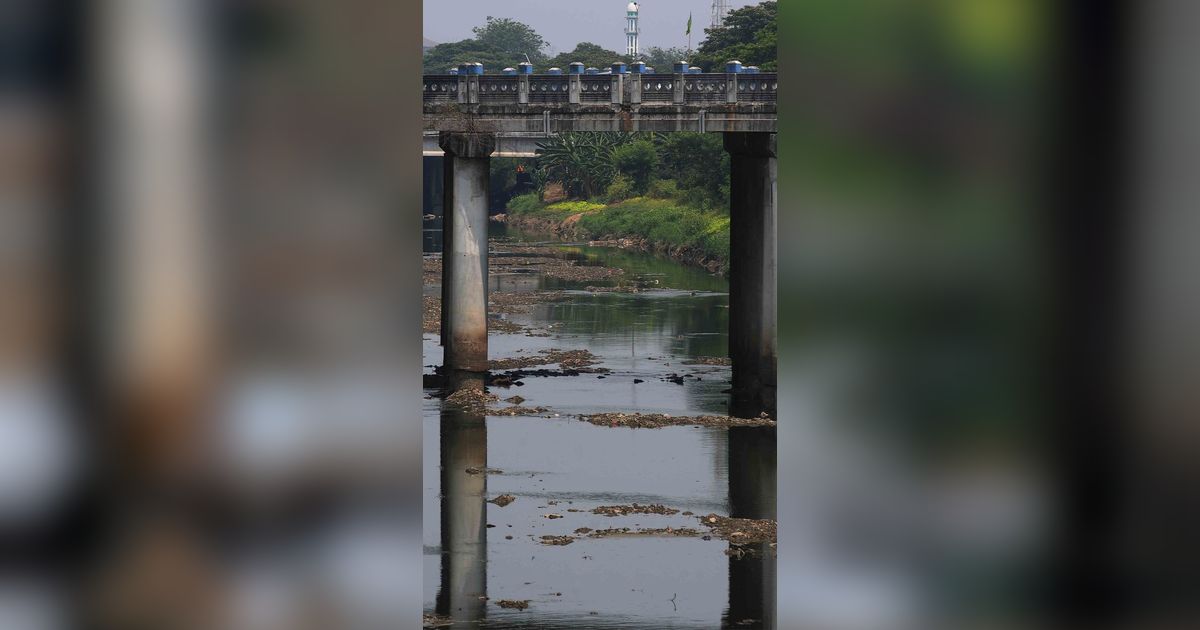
[423,225,776,629]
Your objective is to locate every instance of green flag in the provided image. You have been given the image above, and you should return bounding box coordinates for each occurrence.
[686,12,692,35]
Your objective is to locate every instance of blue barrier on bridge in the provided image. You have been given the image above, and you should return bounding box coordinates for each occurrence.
[424,60,775,106]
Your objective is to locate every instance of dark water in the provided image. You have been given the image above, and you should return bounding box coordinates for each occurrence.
[424,225,776,629]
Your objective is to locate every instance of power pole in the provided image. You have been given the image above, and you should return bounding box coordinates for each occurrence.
[711,0,730,28]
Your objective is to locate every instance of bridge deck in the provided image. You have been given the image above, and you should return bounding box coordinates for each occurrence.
[423,72,776,146]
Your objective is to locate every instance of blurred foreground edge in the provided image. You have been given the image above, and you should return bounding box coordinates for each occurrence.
[7,0,423,628]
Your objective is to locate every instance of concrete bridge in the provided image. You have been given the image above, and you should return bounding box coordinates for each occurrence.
[428,61,778,416]
[423,60,776,157]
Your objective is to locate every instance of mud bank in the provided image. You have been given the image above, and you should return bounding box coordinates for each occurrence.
[500,213,728,274]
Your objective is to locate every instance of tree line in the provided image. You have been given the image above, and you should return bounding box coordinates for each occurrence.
[423,2,776,74]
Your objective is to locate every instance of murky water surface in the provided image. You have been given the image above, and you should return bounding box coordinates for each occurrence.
[424,225,774,629]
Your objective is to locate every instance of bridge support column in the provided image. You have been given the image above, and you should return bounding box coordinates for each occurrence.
[724,132,777,418]
[439,132,495,373]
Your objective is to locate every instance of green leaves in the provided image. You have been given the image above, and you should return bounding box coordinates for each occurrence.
[424,17,548,73]
[545,43,630,71]
[613,141,659,194]
[535,132,642,199]
[472,16,548,63]
[693,1,777,71]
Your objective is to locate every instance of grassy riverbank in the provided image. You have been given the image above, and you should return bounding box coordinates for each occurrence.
[505,194,731,273]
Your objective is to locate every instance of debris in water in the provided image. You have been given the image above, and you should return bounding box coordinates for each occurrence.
[682,356,732,366]
[465,467,503,475]
[552,349,604,369]
[495,599,531,610]
[591,503,680,517]
[490,405,550,416]
[443,387,498,413]
[579,412,776,429]
[586,527,702,539]
[489,494,517,507]
[696,513,777,547]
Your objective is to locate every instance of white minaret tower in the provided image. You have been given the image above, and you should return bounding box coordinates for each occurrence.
[625,2,640,58]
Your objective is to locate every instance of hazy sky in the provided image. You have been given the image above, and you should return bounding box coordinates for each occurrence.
[423,0,754,56]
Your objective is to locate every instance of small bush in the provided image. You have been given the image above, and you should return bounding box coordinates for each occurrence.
[647,179,679,199]
[613,141,658,193]
[546,200,605,213]
[506,193,544,215]
[602,174,635,203]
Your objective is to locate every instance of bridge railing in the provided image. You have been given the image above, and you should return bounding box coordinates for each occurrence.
[735,73,779,103]
[681,74,729,104]
[478,75,520,103]
[528,76,570,104]
[580,76,613,103]
[636,74,676,103]
[423,75,459,103]
[423,69,776,106]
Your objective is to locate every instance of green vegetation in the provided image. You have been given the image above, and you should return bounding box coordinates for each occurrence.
[612,141,658,195]
[546,200,605,214]
[535,132,641,198]
[505,194,604,219]
[656,133,729,210]
[641,46,689,71]
[472,17,548,63]
[505,193,544,216]
[423,40,512,75]
[506,195,729,263]
[427,10,780,269]
[424,16,549,73]
[503,129,737,267]
[424,8,777,73]
[545,43,630,71]
[578,199,730,262]
[693,1,777,71]
[532,132,724,208]
[602,174,635,203]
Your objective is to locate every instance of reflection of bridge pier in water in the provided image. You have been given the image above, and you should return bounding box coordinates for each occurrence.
[725,426,778,629]
[436,373,488,626]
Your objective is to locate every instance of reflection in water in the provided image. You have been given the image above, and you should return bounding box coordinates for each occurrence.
[437,374,488,627]
[427,227,778,627]
[726,427,778,629]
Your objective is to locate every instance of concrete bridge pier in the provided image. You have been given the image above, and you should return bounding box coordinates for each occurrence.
[724,132,778,418]
[439,132,495,373]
